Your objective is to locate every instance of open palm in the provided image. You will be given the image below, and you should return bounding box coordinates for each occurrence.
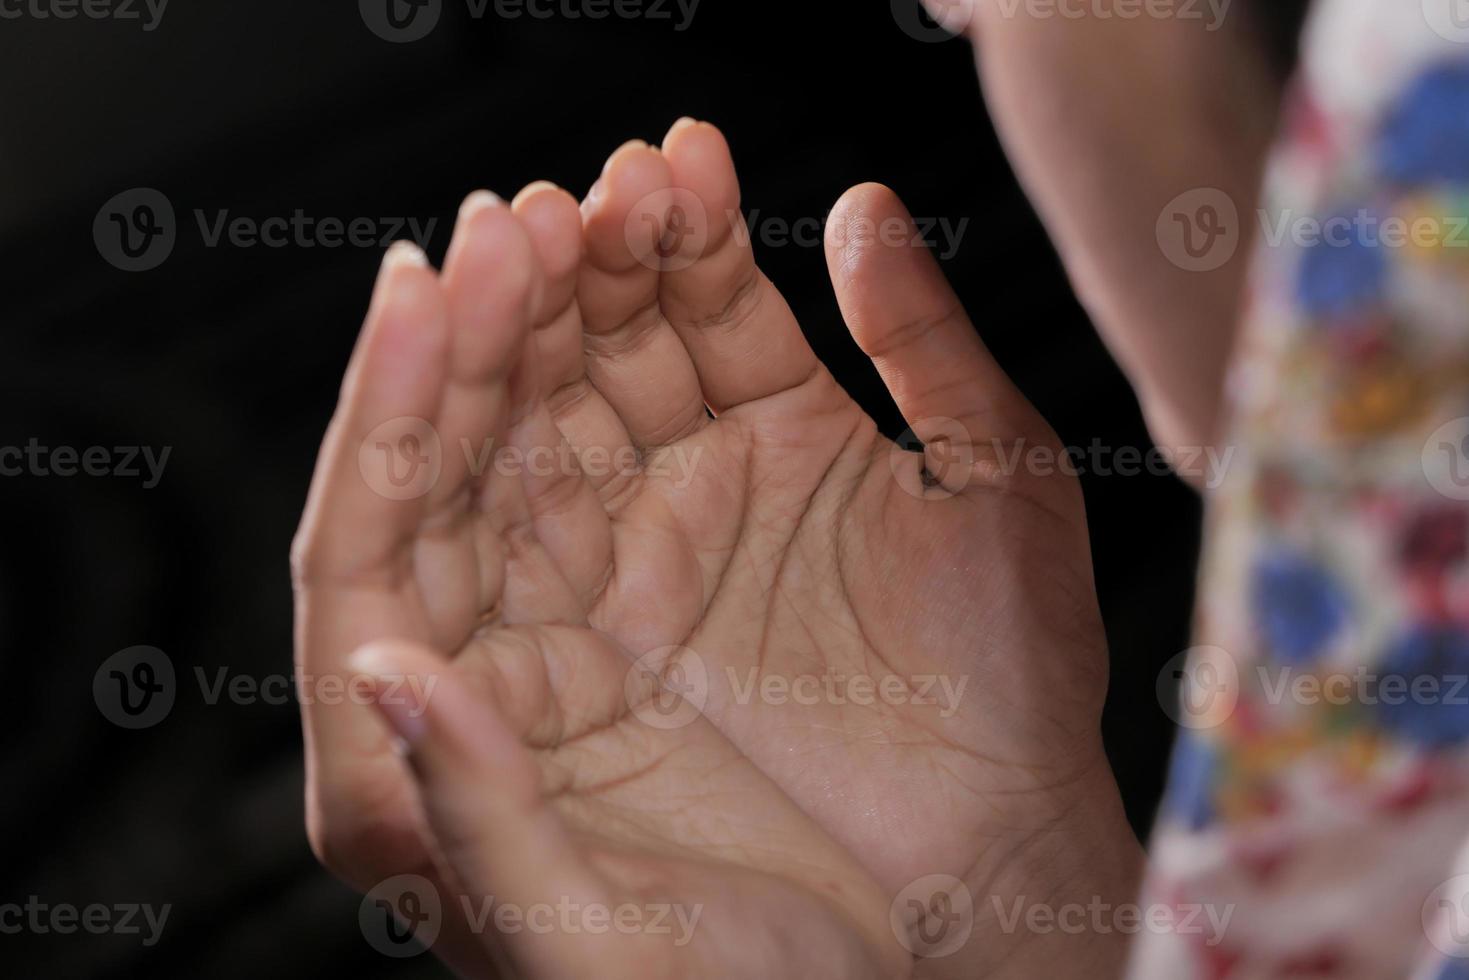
[292,207,910,977]
[527,122,1140,942]
[293,121,1139,977]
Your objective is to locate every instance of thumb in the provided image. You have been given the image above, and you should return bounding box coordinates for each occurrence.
[824,183,1048,466]
[348,640,603,964]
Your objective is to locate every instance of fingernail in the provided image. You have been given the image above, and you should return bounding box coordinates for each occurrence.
[459,190,502,221]
[669,116,698,136]
[350,644,430,745]
[603,139,649,174]
[582,178,606,213]
[383,240,428,270]
[512,180,560,208]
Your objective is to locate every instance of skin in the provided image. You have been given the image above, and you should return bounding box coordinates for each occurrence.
[294,121,1141,977]
[297,2,1295,972]
[931,0,1285,468]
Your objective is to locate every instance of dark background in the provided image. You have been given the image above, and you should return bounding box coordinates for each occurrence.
[1,1,1308,976]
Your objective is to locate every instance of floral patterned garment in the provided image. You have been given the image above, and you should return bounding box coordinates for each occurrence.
[1129,2,1469,977]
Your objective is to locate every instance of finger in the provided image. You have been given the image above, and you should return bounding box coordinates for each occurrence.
[433,190,537,517]
[503,385,614,611]
[291,243,451,879]
[351,639,607,976]
[579,139,708,451]
[511,182,593,398]
[514,181,637,481]
[457,624,641,749]
[419,190,549,642]
[658,118,820,412]
[292,243,448,589]
[825,183,1049,479]
[507,183,617,603]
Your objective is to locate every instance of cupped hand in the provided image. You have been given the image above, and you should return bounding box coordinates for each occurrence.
[292,208,908,978]
[293,119,1143,978]
[527,121,1142,976]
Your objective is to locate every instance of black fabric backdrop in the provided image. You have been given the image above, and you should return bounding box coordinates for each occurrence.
[1,1,1308,975]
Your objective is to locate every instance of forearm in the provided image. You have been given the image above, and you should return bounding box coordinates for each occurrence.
[968,3,1283,463]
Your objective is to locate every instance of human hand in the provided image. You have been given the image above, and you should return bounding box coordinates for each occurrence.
[293,118,1143,977]
[291,205,908,978]
[507,120,1141,975]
